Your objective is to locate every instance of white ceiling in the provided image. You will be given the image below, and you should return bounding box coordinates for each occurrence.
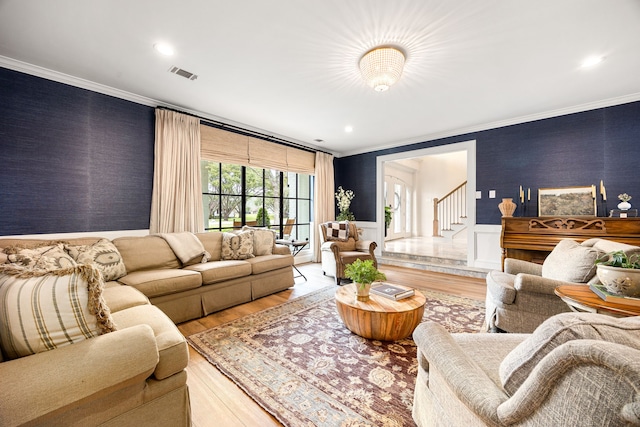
[1,0,639,157]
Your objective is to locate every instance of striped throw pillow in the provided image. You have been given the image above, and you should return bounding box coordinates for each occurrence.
[0,264,116,360]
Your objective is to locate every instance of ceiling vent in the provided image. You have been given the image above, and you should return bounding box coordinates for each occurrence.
[168,66,198,81]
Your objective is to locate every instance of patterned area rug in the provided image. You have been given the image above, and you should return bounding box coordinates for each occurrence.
[187,286,485,427]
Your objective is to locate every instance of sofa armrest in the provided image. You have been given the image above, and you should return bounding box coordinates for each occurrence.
[498,340,640,425]
[413,322,508,425]
[273,244,291,255]
[504,258,543,276]
[0,324,158,427]
[514,273,580,295]
[355,239,377,255]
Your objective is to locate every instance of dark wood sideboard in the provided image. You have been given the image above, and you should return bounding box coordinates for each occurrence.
[500,217,640,269]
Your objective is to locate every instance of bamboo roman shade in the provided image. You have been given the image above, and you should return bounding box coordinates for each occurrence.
[200,124,315,174]
[200,125,249,166]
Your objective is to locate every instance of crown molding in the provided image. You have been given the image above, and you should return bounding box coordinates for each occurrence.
[337,92,640,157]
[0,55,328,155]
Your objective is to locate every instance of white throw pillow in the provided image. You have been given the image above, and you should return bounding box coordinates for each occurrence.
[242,226,276,256]
[0,264,116,360]
[541,239,602,283]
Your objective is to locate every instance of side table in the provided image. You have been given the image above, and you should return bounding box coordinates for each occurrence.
[276,239,309,281]
[555,284,640,317]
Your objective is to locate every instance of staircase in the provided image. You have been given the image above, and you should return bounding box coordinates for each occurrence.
[434,181,467,240]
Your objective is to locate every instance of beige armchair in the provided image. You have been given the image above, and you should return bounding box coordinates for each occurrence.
[485,238,640,333]
[319,221,377,285]
[413,312,640,426]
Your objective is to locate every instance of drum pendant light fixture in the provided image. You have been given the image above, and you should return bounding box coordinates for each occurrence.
[359,46,405,92]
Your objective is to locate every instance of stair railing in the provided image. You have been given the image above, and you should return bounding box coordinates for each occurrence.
[433,181,467,237]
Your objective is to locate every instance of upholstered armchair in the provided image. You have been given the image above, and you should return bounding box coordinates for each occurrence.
[319,221,377,285]
[485,238,640,333]
[413,312,640,426]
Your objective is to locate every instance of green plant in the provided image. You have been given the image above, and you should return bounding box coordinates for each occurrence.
[384,205,393,229]
[255,207,270,227]
[595,250,640,269]
[344,259,386,287]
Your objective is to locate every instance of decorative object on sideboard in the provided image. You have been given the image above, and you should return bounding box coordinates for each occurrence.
[618,193,632,211]
[343,258,386,301]
[498,197,517,217]
[595,250,640,297]
[538,186,597,217]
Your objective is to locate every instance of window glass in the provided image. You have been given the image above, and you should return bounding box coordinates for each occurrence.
[202,160,313,241]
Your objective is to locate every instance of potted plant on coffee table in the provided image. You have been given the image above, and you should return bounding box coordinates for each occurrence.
[595,250,640,297]
[343,259,386,301]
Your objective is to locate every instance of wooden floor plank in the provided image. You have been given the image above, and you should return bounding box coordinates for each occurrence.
[179,262,487,426]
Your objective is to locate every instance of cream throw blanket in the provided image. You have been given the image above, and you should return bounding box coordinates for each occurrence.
[157,232,210,264]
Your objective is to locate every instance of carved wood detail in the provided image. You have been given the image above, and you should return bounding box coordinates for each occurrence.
[528,218,606,233]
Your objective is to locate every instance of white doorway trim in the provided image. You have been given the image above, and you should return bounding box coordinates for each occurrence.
[376,140,477,266]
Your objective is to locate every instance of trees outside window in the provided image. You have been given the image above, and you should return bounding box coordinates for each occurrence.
[201,160,312,241]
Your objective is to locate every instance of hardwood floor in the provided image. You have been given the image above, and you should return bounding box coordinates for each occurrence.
[177,262,486,427]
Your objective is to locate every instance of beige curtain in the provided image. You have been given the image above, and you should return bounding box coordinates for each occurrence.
[312,151,335,261]
[149,109,204,233]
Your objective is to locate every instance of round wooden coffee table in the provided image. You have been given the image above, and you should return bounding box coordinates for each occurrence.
[335,283,426,341]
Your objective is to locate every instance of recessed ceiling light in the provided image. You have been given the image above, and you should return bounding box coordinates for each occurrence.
[154,43,174,56]
[345,126,353,133]
[581,55,604,68]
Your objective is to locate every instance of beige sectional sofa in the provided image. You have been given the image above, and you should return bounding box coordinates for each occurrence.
[0,231,294,426]
[111,232,294,323]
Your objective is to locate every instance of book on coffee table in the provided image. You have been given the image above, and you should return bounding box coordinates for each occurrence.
[589,283,640,307]
[370,283,415,300]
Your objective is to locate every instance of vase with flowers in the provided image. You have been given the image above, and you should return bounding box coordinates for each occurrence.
[618,193,632,211]
[335,186,356,221]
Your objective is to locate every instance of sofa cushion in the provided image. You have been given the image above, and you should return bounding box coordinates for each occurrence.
[499,312,640,395]
[0,264,116,360]
[195,232,223,262]
[112,236,181,273]
[118,269,202,298]
[102,284,150,312]
[65,238,127,281]
[242,226,277,256]
[245,254,294,275]
[4,243,77,270]
[185,260,252,285]
[541,239,602,283]
[221,230,255,260]
[110,304,188,380]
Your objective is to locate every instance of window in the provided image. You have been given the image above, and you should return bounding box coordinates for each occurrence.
[202,160,313,241]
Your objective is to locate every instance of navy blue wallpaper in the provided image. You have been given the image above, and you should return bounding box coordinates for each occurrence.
[335,101,640,224]
[0,67,155,235]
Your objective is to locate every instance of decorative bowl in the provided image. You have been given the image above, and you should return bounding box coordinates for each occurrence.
[596,264,640,297]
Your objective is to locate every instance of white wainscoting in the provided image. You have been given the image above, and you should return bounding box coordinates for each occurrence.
[473,224,502,270]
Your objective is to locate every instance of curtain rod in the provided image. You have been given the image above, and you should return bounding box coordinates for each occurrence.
[158,107,329,155]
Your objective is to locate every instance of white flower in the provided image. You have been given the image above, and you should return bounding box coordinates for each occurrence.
[335,186,355,213]
[619,193,632,202]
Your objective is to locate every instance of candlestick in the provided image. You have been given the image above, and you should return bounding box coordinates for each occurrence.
[527,188,530,201]
[591,185,596,198]
[600,180,607,201]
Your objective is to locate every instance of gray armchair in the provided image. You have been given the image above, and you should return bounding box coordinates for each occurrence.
[485,238,640,333]
[412,312,640,426]
[319,221,377,285]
